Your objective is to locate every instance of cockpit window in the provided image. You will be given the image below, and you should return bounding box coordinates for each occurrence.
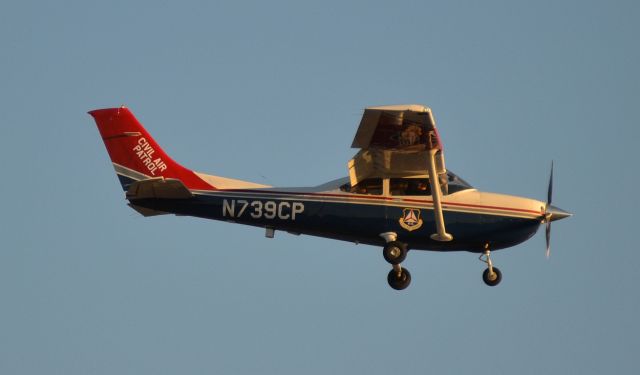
[339,172,471,196]
[340,178,382,195]
[390,178,431,196]
[389,172,472,196]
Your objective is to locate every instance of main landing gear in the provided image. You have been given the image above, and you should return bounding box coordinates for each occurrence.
[479,244,502,287]
[379,235,503,289]
[380,233,411,290]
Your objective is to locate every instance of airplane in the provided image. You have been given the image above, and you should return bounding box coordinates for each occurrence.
[89,104,571,290]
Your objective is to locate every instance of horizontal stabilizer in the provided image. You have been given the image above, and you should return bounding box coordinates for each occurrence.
[126,178,193,200]
[127,203,170,217]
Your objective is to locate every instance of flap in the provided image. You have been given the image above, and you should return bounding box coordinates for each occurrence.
[348,149,446,186]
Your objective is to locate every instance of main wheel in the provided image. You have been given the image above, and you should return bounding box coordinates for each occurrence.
[482,267,502,287]
[387,268,412,290]
[383,241,407,265]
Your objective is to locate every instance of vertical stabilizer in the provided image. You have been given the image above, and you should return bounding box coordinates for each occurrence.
[89,107,214,191]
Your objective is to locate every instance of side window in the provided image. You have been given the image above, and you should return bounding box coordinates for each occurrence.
[390,178,409,195]
[390,178,431,196]
[339,178,383,195]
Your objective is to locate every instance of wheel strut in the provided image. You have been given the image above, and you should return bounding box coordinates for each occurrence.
[392,264,403,276]
[479,244,502,286]
[479,244,495,275]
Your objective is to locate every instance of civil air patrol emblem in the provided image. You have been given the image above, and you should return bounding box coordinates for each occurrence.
[399,208,423,231]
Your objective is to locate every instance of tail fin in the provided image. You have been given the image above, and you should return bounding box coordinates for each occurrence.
[89,107,214,191]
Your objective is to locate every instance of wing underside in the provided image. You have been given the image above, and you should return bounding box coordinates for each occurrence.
[348,104,446,186]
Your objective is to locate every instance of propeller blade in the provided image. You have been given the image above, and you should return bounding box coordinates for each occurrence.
[545,222,551,258]
[547,161,554,206]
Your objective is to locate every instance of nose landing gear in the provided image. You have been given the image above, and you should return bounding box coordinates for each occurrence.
[479,244,502,287]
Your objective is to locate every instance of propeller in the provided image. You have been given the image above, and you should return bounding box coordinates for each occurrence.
[542,161,572,258]
[544,161,554,258]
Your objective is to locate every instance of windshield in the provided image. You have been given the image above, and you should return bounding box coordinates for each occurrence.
[446,170,473,194]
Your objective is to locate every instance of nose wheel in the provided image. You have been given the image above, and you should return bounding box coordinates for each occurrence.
[479,245,502,287]
[482,267,502,286]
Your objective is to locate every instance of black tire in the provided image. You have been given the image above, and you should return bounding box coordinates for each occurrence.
[387,268,412,290]
[383,241,408,265]
[482,267,502,287]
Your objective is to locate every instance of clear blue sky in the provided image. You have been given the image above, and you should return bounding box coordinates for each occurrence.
[1,0,638,373]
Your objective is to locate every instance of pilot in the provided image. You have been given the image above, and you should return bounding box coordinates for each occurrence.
[355,185,368,194]
[413,181,430,195]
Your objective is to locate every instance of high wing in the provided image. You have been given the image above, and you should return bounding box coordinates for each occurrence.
[349,104,453,241]
[348,104,446,186]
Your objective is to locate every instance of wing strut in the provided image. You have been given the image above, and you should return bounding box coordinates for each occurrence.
[426,148,453,242]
